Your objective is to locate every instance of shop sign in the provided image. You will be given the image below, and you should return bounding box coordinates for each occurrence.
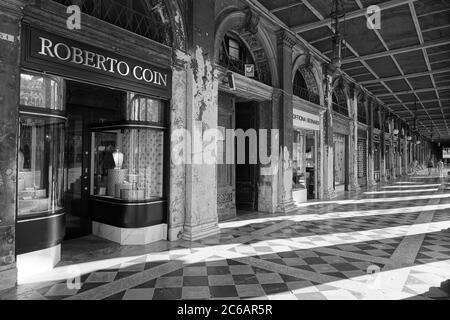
[245,64,255,78]
[22,25,172,98]
[293,108,320,131]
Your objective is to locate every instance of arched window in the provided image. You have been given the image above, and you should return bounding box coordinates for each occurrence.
[53,0,173,46]
[218,33,269,85]
[332,89,348,117]
[374,109,381,129]
[293,70,320,104]
[357,101,367,124]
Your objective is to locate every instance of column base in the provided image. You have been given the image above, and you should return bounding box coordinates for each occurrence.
[323,188,337,200]
[0,267,17,291]
[182,221,220,241]
[348,183,361,191]
[276,199,298,213]
[168,226,184,242]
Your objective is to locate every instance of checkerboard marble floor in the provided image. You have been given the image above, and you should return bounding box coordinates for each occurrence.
[2,175,450,300]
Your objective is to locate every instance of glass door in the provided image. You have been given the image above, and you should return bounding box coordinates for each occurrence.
[64,110,91,239]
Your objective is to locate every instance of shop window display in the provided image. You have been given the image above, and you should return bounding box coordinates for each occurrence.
[91,94,166,202]
[18,72,66,218]
[293,131,306,190]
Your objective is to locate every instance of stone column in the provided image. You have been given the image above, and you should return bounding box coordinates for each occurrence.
[258,96,278,214]
[0,0,25,291]
[168,49,189,241]
[366,97,376,186]
[348,84,360,191]
[322,66,336,199]
[403,139,409,176]
[317,110,326,199]
[390,118,396,180]
[275,31,297,212]
[182,0,219,241]
[379,107,388,182]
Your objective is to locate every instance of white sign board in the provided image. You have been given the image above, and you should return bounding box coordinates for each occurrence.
[443,148,450,159]
[293,108,320,131]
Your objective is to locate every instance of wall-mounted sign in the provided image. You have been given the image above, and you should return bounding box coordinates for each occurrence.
[293,108,320,131]
[245,64,255,78]
[443,148,450,159]
[21,25,172,99]
[0,32,14,42]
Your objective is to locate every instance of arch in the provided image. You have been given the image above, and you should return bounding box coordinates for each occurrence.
[214,8,278,87]
[332,86,348,117]
[52,0,186,49]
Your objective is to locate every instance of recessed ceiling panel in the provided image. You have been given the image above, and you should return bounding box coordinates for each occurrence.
[408,75,434,89]
[365,56,400,78]
[275,4,320,27]
[343,17,385,56]
[394,50,428,74]
[378,4,420,50]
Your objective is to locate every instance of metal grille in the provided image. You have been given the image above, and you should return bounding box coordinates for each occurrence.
[53,0,173,46]
[293,85,320,105]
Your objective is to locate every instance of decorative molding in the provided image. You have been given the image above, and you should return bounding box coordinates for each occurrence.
[276,29,297,49]
[244,7,260,35]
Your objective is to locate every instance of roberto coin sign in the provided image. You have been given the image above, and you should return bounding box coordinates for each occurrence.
[21,25,172,98]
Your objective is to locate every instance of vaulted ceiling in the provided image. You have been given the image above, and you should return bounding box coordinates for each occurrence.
[256,0,450,143]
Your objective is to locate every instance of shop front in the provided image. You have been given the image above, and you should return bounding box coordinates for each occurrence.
[357,125,368,187]
[16,23,172,277]
[373,131,381,182]
[333,115,350,193]
[292,106,320,204]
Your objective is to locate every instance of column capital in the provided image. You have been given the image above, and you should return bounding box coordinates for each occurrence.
[276,29,297,49]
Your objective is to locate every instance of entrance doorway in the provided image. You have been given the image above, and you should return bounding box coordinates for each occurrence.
[64,80,123,239]
[235,101,258,212]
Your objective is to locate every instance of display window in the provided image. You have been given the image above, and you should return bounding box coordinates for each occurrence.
[18,72,66,218]
[293,130,317,197]
[91,126,165,202]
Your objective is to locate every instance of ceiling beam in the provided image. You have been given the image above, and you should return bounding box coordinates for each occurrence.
[342,39,450,64]
[376,86,450,97]
[359,67,450,84]
[291,0,417,33]
[270,2,303,14]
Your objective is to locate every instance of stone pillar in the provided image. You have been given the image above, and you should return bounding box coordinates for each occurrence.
[0,0,25,291]
[348,84,360,191]
[275,31,297,212]
[366,98,376,186]
[317,110,326,199]
[390,118,396,180]
[182,0,220,241]
[258,97,278,214]
[379,107,388,182]
[322,66,336,199]
[168,49,189,241]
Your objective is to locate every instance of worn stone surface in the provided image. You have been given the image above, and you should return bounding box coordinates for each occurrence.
[0,2,23,289]
[183,0,219,240]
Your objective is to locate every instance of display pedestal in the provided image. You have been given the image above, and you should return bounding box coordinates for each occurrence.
[293,189,307,204]
[92,222,167,245]
[16,244,61,284]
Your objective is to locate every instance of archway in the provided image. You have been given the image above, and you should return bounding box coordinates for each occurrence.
[214,9,278,87]
[52,0,186,49]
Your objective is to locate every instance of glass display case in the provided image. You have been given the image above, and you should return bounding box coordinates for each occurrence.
[18,115,66,217]
[18,71,66,218]
[293,131,306,190]
[91,125,164,202]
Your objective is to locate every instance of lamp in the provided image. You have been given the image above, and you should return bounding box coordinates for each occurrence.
[393,129,399,135]
[330,0,345,73]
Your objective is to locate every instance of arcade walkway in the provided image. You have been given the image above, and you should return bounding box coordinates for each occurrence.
[2,173,450,300]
